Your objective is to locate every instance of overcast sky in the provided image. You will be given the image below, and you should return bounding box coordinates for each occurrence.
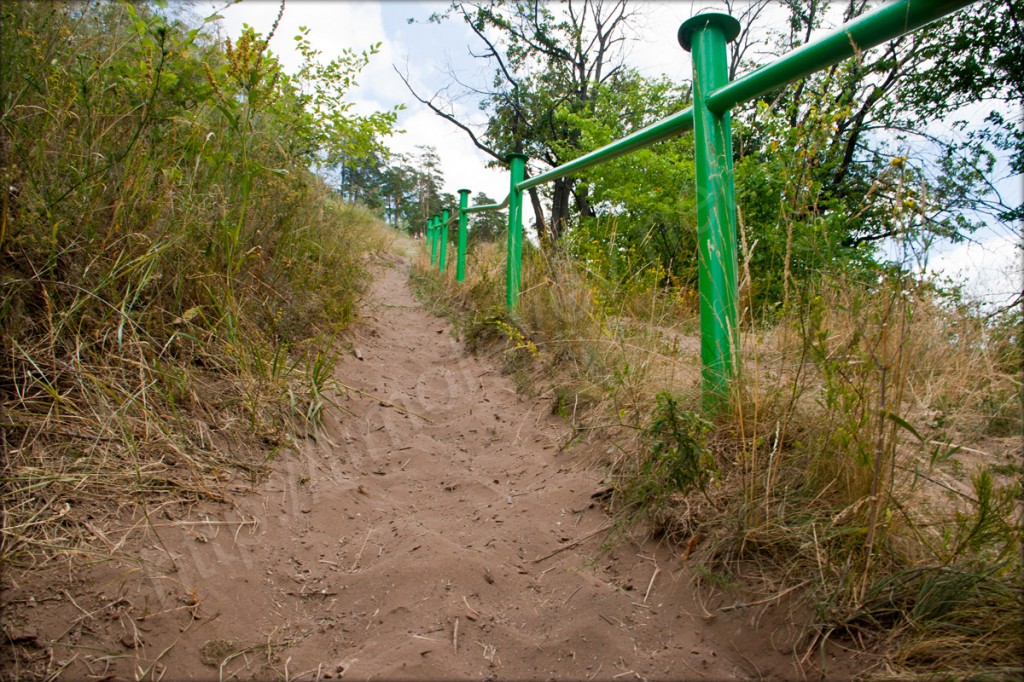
[199,0,1020,308]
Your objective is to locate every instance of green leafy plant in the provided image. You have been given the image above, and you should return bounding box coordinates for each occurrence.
[618,392,716,519]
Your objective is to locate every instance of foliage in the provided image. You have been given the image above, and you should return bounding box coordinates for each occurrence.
[559,71,700,289]
[406,0,638,242]
[467,192,507,244]
[729,0,1021,313]
[899,0,1023,228]
[416,0,1019,316]
[617,392,715,520]
[0,0,395,567]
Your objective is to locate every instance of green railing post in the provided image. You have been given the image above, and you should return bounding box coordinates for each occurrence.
[505,153,527,311]
[447,2,975,407]
[456,189,470,283]
[680,13,741,412]
[439,209,450,273]
[429,215,439,266]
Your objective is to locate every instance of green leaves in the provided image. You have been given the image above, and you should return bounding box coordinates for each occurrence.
[617,391,717,521]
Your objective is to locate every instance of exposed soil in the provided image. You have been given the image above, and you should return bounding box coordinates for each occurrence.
[1,255,859,680]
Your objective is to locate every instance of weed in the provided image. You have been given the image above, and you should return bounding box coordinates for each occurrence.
[616,392,716,521]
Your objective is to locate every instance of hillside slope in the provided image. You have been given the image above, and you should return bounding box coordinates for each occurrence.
[2,254,861,680]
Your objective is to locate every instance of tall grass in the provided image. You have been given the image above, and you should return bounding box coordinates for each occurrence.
[0,2,392,569]
[414,223,1022,678]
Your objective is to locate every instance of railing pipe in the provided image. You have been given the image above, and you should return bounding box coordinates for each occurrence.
[464,193,510,214]
[517,107,694,192]
[505,153,527,311]
[439,209,450,273]
[704,0,976,114]
[681,12,741,411]
[456,190,470,283]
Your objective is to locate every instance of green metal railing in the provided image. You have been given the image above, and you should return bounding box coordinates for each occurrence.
[427,0,976,410]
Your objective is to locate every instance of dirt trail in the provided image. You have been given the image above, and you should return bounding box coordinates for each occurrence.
[3,256,845,680]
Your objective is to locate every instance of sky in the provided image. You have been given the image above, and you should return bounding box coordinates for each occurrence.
[197,0,1020,308]
[198,0,694,206]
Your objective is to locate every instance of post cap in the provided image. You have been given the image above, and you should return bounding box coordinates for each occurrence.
[458,188,471,195]
[505,152,528,163]
[678,12,740,52]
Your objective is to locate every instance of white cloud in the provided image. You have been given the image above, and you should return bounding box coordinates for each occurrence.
[924,234,1023,308]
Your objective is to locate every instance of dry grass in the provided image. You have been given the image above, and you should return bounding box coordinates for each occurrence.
[0,2,396,574]
[1,198,394,571]
[415,231,1022,679]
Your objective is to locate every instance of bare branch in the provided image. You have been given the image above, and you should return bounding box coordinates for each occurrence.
[455,2,521,93]
[393,64,503,163]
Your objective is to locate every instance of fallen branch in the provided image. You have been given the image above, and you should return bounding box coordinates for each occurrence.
[643,566,660,604]
[719,580,809,612]
[533,522,614,563]
[336,382,434,423]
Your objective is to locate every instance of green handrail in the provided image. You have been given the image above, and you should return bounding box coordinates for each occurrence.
[446,0,979,411]
[705,0,977,114]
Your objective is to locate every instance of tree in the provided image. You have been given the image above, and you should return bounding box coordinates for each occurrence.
[468,192,506,244]
[559,69,698,287]
[727,0,1022,309]
[399,0,637,244]
[332,150,386,207]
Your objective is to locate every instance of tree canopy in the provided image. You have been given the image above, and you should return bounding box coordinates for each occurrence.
[407,0,1018,312]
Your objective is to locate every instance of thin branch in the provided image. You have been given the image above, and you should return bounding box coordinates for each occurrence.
[393,65,503,163]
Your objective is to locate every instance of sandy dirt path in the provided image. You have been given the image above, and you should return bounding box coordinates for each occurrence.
[3,256,841,680]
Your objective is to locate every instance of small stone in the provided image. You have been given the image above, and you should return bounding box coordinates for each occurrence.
[121,633,144,649]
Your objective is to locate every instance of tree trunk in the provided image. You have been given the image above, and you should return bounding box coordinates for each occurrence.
[549,178,572,242]
[528,188,549,247]
[573,183,596,219]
